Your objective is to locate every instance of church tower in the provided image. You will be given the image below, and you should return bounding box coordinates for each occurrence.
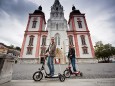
[68,6,95,59]
[46,0,68,64]
[20,6,47,63]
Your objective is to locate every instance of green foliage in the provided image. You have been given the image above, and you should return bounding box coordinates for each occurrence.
[94,41,115,62]
[15,46,21,51]
[7,45,21,51]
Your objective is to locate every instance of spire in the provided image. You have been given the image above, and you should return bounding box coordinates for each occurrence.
[54,0,60,5]
[69,5,81,18]
[72,5,76,11]
[51,0,63,12]
[50,0,64,19]
[33,5,44,15]
[38,5,42,11]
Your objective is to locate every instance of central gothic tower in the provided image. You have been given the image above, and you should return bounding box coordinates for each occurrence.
[46,0,68,64]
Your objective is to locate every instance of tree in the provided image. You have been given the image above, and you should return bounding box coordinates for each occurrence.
[7,45,21,51]
[15,46,21,51]
[8,45,14,49]
[94,41,115,63]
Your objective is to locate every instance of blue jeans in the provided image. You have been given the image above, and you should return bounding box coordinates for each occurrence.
[47,56,54,75]
[71,57,77,72]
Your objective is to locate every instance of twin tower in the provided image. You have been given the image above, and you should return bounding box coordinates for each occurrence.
[20,0,95,64]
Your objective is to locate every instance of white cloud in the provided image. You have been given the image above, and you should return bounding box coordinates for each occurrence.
[0,16,25,47]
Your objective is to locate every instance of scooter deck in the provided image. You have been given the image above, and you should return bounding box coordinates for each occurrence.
[45,74,59,78]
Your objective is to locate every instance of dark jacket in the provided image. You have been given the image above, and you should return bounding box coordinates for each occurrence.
[68,48,75,59]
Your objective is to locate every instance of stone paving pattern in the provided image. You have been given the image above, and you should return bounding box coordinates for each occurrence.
[12,63,115,80]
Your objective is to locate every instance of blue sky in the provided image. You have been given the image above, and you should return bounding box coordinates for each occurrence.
[0,0,115,47]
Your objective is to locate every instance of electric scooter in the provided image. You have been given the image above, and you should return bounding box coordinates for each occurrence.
[63,62,83,78]
[33,58,65,82]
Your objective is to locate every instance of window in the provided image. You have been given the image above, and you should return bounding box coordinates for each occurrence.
[29,35,34,46]
[32,21,37,28]
[81,35,86,45]
[58,36,60,45]
[55,33,60,45]
[27,47,33,55]
[40,48,46,56]
[68,35,73,45]
[56,23,58,30]
[77,21,82,28]
[82,47,88,54]
[40,58,45,64]
[42,36,46,46]
[55,36,57,45]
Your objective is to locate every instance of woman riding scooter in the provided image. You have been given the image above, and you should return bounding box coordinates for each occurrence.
[63,45,83,78]
[68,45,78,73]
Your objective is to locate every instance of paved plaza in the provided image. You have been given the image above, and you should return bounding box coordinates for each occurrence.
[12,63,115,80]
[1,63,115,86]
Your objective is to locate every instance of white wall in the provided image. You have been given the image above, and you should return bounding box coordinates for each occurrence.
[46,28,69,57]
[28,17,40,31]
[77,34,92,58]
[22,35,38,58]
[74,17,87,31]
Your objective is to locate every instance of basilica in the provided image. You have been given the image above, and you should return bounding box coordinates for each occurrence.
[20,0,95,64]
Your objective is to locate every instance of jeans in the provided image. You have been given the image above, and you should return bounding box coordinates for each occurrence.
[71,57,77,72]
[47,56,54,75]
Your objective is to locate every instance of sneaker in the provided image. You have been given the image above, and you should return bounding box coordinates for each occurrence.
[50,74,54,77]
[47,73,51,76]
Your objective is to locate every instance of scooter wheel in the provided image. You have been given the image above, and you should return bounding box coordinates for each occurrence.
[59,75,65,82]
[64,70,71,78]
[80,72,83,77]
[33,71,43,81]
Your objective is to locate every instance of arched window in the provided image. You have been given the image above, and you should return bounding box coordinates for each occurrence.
[40,48,46,56]
[77,21,82,28]
[27,47,33,55]
[42,36,46,46]
[68,35,73,45]
[55,33,60,45]
[32,21,37,28]
[81,35,86,45]
[82,46,88,54]
[28,35,34,46]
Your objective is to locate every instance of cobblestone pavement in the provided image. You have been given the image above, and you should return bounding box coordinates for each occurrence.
[12,63,115,80]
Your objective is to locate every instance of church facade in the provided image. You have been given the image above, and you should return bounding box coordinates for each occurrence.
[20,0,95,64]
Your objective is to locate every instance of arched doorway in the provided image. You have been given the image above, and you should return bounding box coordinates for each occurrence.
[55,48,63,64]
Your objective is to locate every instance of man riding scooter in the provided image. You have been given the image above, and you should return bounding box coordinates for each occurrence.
[33,37,65,82]
[45,37,56,77]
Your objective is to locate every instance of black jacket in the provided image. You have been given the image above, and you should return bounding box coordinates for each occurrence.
[68,48,75,58]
